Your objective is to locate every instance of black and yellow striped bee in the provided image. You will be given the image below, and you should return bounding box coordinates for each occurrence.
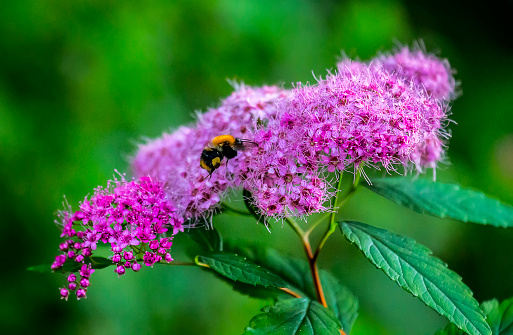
[200,135,255,176]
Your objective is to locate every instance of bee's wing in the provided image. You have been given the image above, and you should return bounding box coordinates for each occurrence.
[235,139,258,150]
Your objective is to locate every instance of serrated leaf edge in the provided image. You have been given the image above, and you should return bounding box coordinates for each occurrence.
[340,221,491,335]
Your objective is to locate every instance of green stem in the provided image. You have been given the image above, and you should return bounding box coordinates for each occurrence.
[305,171,345,236]
[331,172,346,225]
[285,216,306,238]
[312,172,345,262]
[313,168,362,262]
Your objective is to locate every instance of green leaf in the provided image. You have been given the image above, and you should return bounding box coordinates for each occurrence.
[197,253,288,288]
[320,271,359,333]
[365,178,513,227]
[482,297,513,334]
[227,243,358,333]
[340,221,491,335]
[244,298,342,335]
[27,256,112,274]
[229,281,289,302]
[436,297,513,335]
[197,247,304,302]
[435,324,465,335]
[62,256,112,272]
[184,225,223,252]
[226,244,311,297]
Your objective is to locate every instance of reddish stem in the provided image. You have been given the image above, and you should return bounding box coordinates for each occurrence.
[285,217,347,335]
[302,237,327,308]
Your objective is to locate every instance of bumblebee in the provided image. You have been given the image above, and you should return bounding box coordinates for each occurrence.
[200,135,254,175]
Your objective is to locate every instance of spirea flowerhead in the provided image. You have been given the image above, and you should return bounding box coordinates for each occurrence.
[240,64,449,216]
[132,84,289,220]
[52,175,183,300]
[337,45,456,101]
[337,57,451,172]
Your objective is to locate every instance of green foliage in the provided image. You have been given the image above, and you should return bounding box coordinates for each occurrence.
[226,244,312,298]
[201,243,359,334]
[339,221,491,335]
[27,256,112,274]
[483,297,513,335]
[365,178,513,227]
[320,271,359,333]
[435,297,513,335]
[229,244,358,333]
[196,253,289,288]
[244,298,342,335]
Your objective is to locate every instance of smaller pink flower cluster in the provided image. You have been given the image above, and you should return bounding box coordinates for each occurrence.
[57,264,94,301]
[132,84,289,220]
[53,176,183,300]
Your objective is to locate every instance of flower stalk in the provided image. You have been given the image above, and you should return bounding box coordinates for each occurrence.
[286,169,360,335]
[285,216,327,307]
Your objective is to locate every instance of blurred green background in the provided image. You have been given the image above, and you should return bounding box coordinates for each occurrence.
[2,0,513,334]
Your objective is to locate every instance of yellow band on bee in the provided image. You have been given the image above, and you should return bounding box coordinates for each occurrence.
[200,160,211,172]
[212,157,221,167]
[212,135,236,146]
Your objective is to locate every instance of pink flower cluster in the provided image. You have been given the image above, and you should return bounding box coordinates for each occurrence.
[239,64,448,215]
[132,84,289,220]
[336,47,454,172]
[53,176,183,300]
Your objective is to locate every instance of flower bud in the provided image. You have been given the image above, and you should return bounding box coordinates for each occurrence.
[82,248,92,257]
[115,265,125,276]
[111,244,123,253]
[165,253,173,263]
[112,254,122,263]
[80,278,90,288]
[60,288,69,301]
[132,262,141,272]
[76,289,87,300]
[59,242,69,252]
